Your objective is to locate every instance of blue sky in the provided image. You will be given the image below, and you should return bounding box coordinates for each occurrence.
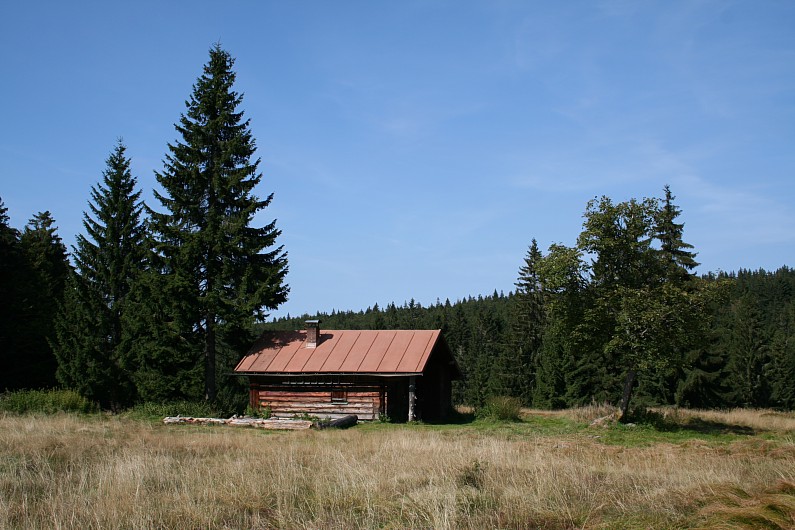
[1,1,793,318]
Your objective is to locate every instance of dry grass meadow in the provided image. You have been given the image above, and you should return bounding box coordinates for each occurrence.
[1,407,794,529]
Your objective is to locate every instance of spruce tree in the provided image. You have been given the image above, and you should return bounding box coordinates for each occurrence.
[497,240,545,403]
[148,45,289,402]
[122,265,205,402]
[52,141,145,408]
[653,186,730,408]
[724,294,771,407]
[0,198,27,390]
[655,185,699,284]
[18,211,70,388]
[769,298,795,408]
[532,319,570,409]
[675,338,730,408]
[467,303,500,407]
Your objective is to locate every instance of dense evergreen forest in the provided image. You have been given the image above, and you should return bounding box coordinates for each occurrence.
[267,267,795,411]
[1,45,793,414]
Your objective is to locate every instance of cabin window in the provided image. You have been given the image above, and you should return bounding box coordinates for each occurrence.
[331,389,347,404]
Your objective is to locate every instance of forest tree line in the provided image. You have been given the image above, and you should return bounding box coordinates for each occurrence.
[270,267,795,411]
[2,46,792,415]
[269,192,795,413]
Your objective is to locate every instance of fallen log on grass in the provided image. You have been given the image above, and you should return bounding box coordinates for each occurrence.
[314,414,358,430]
[163,416,313,430]
[232,418,314,430]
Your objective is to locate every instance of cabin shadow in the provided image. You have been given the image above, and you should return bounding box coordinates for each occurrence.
[419,407,476,425]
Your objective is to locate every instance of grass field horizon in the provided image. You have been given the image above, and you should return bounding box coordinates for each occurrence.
[1,404,794,529]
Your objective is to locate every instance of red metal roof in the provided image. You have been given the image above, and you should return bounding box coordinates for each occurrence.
[235,329,445,375]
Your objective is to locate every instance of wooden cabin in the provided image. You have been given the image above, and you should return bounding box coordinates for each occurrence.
[234,321,461,422]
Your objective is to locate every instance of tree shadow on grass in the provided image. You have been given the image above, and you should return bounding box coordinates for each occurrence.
[638,410,758,436]
[666,417,757,436]
[429,407,760,434]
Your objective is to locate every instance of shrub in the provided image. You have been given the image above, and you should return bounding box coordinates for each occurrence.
[0,389,98,414]
[477,396,522,422]
[245,404,271,419]
[626,406,667,427]
[123,400,225,420]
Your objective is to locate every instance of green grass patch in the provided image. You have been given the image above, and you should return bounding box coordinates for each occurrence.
[356,411,585,440]
[358,411,746,447]
[594,416,754,447]
[0,389,98,414]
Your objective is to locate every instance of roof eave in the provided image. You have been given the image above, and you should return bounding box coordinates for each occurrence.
[233,371,425,378]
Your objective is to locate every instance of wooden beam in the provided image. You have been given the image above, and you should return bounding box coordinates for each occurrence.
[408,376,416,422]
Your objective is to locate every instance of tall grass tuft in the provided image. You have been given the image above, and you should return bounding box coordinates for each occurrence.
[476,396,522,421]
[564,402,620,423]
[696,480,795,529]
[0,389,98,414]
[456,459,486,489]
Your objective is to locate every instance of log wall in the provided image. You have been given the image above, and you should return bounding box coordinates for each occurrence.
[251,382,385,420]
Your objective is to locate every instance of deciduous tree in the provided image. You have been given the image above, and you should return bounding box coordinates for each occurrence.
[538,190,711,419]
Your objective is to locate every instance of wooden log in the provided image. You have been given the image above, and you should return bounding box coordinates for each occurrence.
[248,419,313,430]
[314,414,358,430]
[162,416,312,430]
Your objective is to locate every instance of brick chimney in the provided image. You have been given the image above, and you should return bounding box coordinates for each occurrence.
[306,320,321,348]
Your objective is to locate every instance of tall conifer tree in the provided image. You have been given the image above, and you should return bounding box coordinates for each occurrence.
[0,198,27,390]
[655,185,699,284]
[52,141,145,408]
[17,211,70,388]
[149,45,288,402]
[724,294,771,407]
[495,240,545,403]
